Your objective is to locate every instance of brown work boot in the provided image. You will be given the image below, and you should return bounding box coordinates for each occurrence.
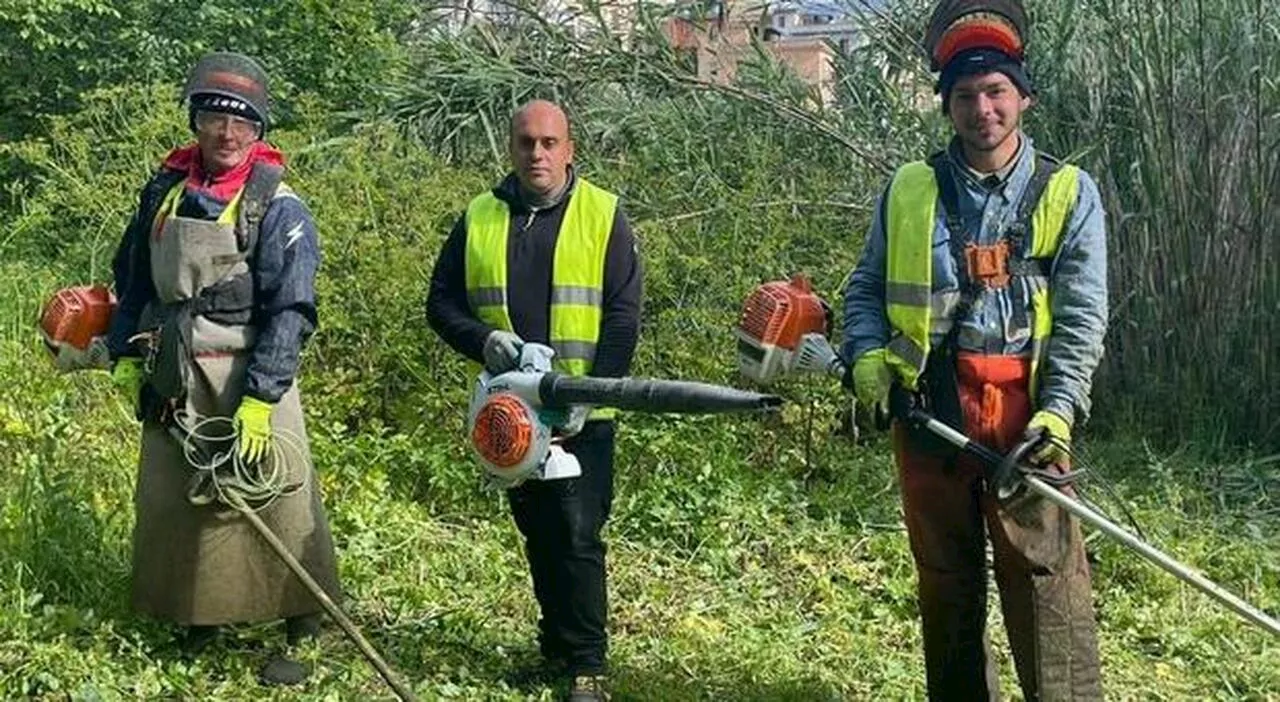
[567,674,610,701]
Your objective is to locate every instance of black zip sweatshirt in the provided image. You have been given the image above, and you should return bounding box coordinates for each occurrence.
[425,171,642,379]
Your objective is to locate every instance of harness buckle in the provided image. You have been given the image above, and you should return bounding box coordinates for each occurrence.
[962,241,1012,289]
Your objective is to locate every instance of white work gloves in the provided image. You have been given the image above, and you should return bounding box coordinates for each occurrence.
[482,330,524,374]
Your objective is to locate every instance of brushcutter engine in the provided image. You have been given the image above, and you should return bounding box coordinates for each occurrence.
[736,274,846,384]
[39,285,116,372]
[468,343,783,488]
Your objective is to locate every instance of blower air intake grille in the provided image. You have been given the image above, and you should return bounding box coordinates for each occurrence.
[471,394,535,470]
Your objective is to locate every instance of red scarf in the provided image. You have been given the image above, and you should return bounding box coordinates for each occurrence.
[160,141,285,203]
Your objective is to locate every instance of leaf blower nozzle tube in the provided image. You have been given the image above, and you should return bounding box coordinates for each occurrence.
[538,373,783,414]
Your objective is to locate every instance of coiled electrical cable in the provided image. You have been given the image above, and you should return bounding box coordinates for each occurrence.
[168,409,308,511]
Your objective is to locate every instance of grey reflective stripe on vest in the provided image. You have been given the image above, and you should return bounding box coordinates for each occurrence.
[467,287,506,308]
[886,280,932,307]
[552,340,598,362]
[886,333,926,373]
[551,285,604,306]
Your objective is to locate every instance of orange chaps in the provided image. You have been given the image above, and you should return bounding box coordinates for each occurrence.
[893,353,1103,701]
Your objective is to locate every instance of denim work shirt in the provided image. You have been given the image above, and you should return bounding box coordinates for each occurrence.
[841,133,1109,425]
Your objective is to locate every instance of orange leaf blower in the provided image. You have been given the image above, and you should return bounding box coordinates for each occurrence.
[39,285,116,372]
[468,343,783,487]
[735,274,846,384]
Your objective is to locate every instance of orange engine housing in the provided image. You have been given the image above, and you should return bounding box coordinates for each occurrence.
[736,275,830,383]
[471,393,537,471]
[41,285,116,351]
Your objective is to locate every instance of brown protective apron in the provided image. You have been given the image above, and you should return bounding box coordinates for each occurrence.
[130,184,340,626]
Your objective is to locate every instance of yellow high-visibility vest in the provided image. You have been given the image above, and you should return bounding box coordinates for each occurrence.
[883,157,1080,400]
[464,177,619,418]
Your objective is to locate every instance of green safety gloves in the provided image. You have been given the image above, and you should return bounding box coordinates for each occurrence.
[111,357,145,407]
[234,396,275,463]
[1025,409,1071,464]
[847,348,893,418]
[482,330,524,374]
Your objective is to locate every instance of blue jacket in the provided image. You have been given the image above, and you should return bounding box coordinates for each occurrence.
[841,134,1108,425]
[107,170,321,404]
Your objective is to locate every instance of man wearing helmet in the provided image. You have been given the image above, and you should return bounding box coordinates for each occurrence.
[106,51,340,687]
[842,1,1107,699]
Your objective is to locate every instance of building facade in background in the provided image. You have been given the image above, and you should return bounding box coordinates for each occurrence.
[435,0,871,105]
[665,1,868,105]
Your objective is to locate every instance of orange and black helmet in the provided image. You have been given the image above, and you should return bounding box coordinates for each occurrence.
[181,51,270,130]
[924,0,1034,111]
[925,0,1029,72]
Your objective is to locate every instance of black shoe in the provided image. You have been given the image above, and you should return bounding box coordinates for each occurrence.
[285,613,323,645]
[178,625,220,657]
[567,674,610,702]
[258,654,311,686]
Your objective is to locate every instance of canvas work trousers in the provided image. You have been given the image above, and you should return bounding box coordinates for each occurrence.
[894,353,1103,701]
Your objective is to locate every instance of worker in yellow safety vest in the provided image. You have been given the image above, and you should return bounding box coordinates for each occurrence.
[841,2,1108,698]
[426,99,642,702]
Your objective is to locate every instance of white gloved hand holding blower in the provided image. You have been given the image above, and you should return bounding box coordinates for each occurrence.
[482,330,524,374]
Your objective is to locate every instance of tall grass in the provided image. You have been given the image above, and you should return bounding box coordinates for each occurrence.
[0,4,1277,697]
[1032,0,1280,449]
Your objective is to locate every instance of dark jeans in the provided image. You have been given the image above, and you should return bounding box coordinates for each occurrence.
[508,420,615,676]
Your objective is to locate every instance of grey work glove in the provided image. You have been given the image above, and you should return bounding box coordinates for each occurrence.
[482,330,524,374]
